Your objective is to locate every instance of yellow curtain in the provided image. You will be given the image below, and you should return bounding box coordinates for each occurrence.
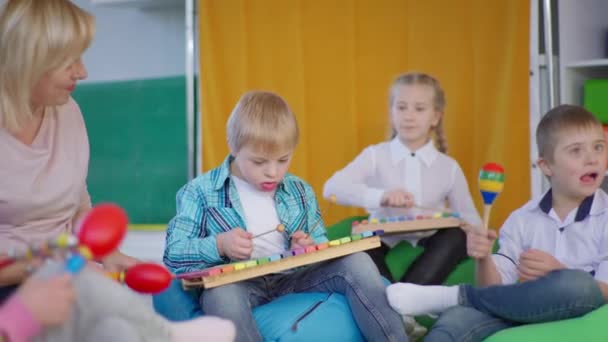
[199,0,530,229]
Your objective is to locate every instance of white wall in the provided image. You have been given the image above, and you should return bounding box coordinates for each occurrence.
[120,231,166,262]
[73,0,185,82]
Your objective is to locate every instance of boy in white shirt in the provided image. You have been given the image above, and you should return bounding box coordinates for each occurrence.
[164,91,407,342]
[386,104,608,341]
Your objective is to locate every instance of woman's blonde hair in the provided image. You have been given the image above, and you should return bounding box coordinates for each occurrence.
[388,72,448,153]
[0,0,95,133]
[227,91,299,154]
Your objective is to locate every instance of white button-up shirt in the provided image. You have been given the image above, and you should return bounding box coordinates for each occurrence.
[493,189,608,284]
[323,138,481,246]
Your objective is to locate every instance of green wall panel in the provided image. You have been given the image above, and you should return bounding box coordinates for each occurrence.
[73,76,187,224]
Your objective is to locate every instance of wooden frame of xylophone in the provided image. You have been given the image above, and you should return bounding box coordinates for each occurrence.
[179,230,383,289]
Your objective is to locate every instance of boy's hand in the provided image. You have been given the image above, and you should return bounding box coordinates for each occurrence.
[462,223,497,260]
[17,274,75,327]
[216,228,253,260]
[290,231,314,249]
[518,249,564,281]
[380,189,414,208]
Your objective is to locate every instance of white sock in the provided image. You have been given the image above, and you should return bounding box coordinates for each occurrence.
[386,283,459,316]
[170,316,236,342]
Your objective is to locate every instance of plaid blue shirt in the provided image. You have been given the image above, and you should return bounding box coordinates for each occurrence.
[163,155,328,274]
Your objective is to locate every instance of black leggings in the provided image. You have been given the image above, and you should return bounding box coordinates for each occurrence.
[365,227,467,285]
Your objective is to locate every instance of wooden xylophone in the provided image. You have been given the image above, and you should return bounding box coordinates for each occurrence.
[351,212,461,235]
[179,231,383,289]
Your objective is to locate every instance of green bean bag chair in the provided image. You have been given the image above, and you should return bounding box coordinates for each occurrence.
[326,216,608,341]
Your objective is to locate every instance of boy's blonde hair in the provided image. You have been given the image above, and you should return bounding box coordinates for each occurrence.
[227,91,299,154]
[389,72,448,153]
[537,105,602,162]
[0,0,95,133]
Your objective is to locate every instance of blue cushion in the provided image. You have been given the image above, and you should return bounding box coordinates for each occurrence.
[254,292,363,341]
[153,279,364,341]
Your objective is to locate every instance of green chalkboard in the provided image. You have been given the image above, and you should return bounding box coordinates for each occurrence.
[73,76,188,224]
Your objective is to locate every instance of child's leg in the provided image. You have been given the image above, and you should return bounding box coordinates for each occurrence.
[364,242,393,282]
[425,306,516,342]
[388,269,605,322]
[276,252,408,342]
[400,228,467,285]
[459,269,605,322]
[200,278,269,342]
[153,279,203,321]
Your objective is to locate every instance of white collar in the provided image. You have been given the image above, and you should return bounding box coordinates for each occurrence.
[526,188,608,222]
[389,138,438,167]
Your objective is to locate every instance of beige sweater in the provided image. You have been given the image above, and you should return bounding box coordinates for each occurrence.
[0,98,91,254]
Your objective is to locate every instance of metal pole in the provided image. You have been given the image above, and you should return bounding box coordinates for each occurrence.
[185,0,195,180]
[542,0,556,108]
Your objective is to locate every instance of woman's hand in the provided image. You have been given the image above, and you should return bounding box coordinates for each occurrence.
[101,251,139,273]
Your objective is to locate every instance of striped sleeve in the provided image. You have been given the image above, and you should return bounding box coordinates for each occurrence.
[163,182,223,274]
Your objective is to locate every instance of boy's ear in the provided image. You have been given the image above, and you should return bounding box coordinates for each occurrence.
[228,144,237,157]
[537,157,553,177]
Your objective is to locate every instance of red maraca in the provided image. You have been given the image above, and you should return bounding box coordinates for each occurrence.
[65,203,129,274]
[78,203,128,259]
[108,263,173,294]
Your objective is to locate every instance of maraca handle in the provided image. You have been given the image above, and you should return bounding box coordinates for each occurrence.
[482,204,492,232]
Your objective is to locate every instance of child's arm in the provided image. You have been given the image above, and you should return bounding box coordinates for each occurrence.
[465,226,502,286]
[595,232,608,300]
[305,183,329,244]
[0,260,33,286]
[0,295,41,342]
[0,274,74,342]
[597,281,608,300]
[323,146,386,209]
[163,183,227,274]
[476,255,502,286]
[472,213,525,286]
[290,184,329,249]
[446,163,482,226]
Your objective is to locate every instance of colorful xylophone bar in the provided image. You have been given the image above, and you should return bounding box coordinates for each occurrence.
[179,230,384,289]
[351,212,461,235]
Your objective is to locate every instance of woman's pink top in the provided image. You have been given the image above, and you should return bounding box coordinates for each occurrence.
[0,98,91,254]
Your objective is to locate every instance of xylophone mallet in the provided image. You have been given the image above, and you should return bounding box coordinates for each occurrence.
[252,224,286,239]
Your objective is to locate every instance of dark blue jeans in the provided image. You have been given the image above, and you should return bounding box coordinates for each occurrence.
[426,269,606,342]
